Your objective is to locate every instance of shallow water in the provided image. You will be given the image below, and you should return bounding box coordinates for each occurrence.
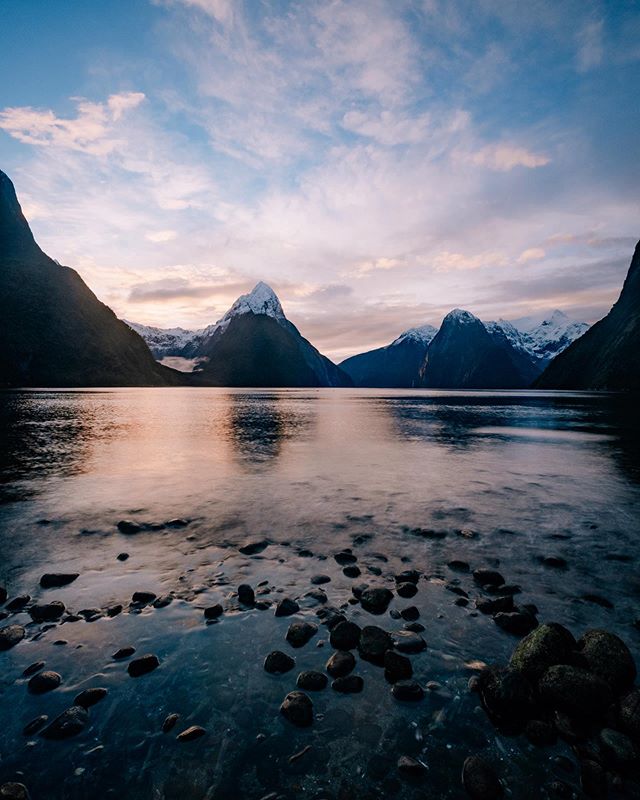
[0,388,639,799]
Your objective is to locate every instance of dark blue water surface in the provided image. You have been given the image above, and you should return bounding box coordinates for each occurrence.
[0,389,639,799]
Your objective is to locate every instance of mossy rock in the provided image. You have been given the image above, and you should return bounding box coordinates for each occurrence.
[509,623,576,680]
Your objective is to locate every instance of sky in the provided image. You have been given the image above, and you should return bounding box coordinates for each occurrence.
[1,0,639,361]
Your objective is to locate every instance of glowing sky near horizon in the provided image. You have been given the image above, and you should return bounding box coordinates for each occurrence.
[1,0,639,361]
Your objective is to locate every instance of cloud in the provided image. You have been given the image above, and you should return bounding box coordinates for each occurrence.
[517,247,546,264]
[128,277,250,302]
[145,229,178,243]
[463,144,550,171]
[576,19,604,72]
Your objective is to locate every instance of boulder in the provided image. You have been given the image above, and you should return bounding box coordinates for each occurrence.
[332,675,364,693]
[286,621,318,648]
[264,651,295,674]
[280,691,313,727]
[39,573,78,589]
[578,629,636,693]
[509,623,576,680]
[0,624,25,651]
[297,671,328,691]
[478,667,534,727]
[127,654,160,677]
[329,620,361,651]
[539,665,613,720]
[358,625,393,664]
[326,650,356,678]
[360,587,394,615]
[41,706,88,739]
[462,756,503,799]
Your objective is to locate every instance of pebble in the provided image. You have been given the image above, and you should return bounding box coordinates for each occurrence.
[493,611,537,636]
[473,569,505,588]
[384,651,413,683]
[239,540,270,555]
[396,582,418,599]
[116,552,129,561]
[0,625,25,651]
[343,565,361,578]
[475,596,514,615]
[177,725,206,741]
[311,575,331,585]
[204,604,224,620]
[360,587,394,615]
[448,560,470,572]
[23,715,48,736]
[286,621,318,648]
[127,654,160,677]
[41,705,89,739]
[394,631,427,654]
[117,520,142,534]
[398,755,427,776]
[28,671,61,694]
[280,691,313,727]
[400,606,419,621]
[358,625,393,664]
[264,651,295,674]
[74,688,107,708]
[275,598,300,617]
[113,646,135,659]
[329,620,361,650]
[332,675,363,693]
[296,671,328,691]
[391,680,425,701]
[131,591,156,605]
[28,601,65,623]
[6,596,30,612]
[326,650,356,678]
[237,584,255,606]
[462,755,504,799]
[39,573,79,588]
[334,551,357,565]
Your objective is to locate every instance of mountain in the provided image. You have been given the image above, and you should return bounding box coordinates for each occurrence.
[340,325,437,387]
[506,310,590,366]
[419,309,532,389]
[189,282,352,387]
[536,241,640,390]
[0,170,182,388]
[124,321,204,359]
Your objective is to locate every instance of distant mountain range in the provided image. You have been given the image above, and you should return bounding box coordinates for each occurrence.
[2,168,638,390]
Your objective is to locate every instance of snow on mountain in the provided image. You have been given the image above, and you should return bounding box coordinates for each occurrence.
[124,320,203,358]
[390,324,438,347]
[487,310,590,366]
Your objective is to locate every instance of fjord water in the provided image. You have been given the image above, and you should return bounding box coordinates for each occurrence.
[1,388,639,799]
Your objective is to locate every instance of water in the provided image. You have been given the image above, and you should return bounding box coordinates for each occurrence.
[0,388,639,799]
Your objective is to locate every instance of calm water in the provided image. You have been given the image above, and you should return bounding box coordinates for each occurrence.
[0,388,639,799]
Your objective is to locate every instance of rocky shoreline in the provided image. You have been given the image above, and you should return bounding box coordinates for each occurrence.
[1,521,639,799]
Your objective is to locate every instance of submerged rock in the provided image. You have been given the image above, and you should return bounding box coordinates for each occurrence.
[384,651,413,683]
[74,688,107,708]
[311,574,331,585]
[23,715,48,736]
[177,725,206,741]
[394,631,427,654]
[117,520,142,534]
[538,665,612,720]
[280,691,313,727]
[476,596,514,615]
[22,661,45,677]
[275,598,300,617]
[131,591,156,605]
[360,588,393,615]
[618,688,640,738]
[286,621,318,648]
[473,569,505,588]
[28,670,61,694]
[493,611,537,636]
[392,680,425,701]
[162,713,179,733]
[329,620,361,651]
[398,755,428,777]
[237,584,255,606]
[332,675,363,693]
[29,601,65,623]
[0,783,30,800]
[41,706,88,739]
[509,623,576,680]
[127,654,160,677]
[297,671,328,691]
[204,604,224,620]
[359,625,393,664]
[239,540,270,555]
[462,756,503,799]
[0,624,25,651]
[326,650,356,678]
[40,573,78,589]
[478,667,534,727]
[264,651,295,674]
[578,629,636,692]
[113,646,135,660]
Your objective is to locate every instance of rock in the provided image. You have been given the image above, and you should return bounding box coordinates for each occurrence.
[539,665,613,720]
[326,650,356,678]
[28,601,65,623]
[462,756,503,799]
[334,551,357,565]
[286,621,318,648]
[580,759,607,799]
[525,719,556,746]
[578,629,636,692]
[400,606,420,621]
[395,570,421,584]
[448,560,470,573]
[404,621,425,632]
[166,518,189,528]
[332,675,364,693]
[127,654,160,677]
[117,520,142,534]
[581,594,614,609]
[40,573,79,589]
[0,784,30,800]
[476,596,514,615]
[394,631,427,654]
[494,611,537,636]
[6,596,30,612]
[329,620,361,650]
[280,691,313,727]
[447,584,469,597]
[316,606,346,630]
[478,667,534,727]
[177,725,206,741]
[473,569,505,588]
[162,713,179,732]
[154,595,174,609]
[311,574,331,585]
[78,607,102,621]
[204,604,223,620]
[297,671,328,691]
[237,584,255,606]
[28,670,61,694]
[23,715,48,735]
[599,728,636,766]
[398,755,427,776]
[351,582,369,599]
[106,604,123,617]
[359,625,393,664]
[384,651,413,683]
[0,624,25,651]
[131,591,156,605]
[113,646,135,659]
[74,688,107,708]
[275,598,300,617]
[117,552,129,561]
[541,556,567,569]
[396,582,417,599]
[509,623,576,680]
[0,587,5,604]
[304,589,327,605]
[23,661,45,677]
[360,587,394,615]
[343,565,361,578]
[619,689,640,738]
[41,705,88,739]
[392,680,425,701]
[264,650,295,674]
[239,540,269,555]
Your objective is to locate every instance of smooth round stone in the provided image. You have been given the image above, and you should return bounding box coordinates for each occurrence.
[358,625,393,664]
[392,681,425,701]
[41,706,88,739]
[396,582,417,599]
[297,670,328,691]
[237,584,255,606]
[28,671,61,694]
[204,604,223,620]
[286,620,318,648]
[28,601,65,623]
[264,650,295,674]
[326,650,356,678]
[384,651,413,683]
[311,574,331,585]
[74,687,107,708]
[40,573,78,589]
[329,620,361,651]
[113,646,135,660]
[400,606,420,621]
[462,755,504,799]
[394,631,427,654]
[360,588,394,615]
[275,597,300,617]
[162,713,180,733]
[332,675,363,693]
[127,654,160,677]
[280,691,313,727]
[0,625,25,651]
[177,725,206,742]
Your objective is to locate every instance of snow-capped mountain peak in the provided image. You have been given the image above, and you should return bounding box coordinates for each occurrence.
[222,281,285,324]
[391,324,438,347]
[443,308,478,325]
[488,309,590,366]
